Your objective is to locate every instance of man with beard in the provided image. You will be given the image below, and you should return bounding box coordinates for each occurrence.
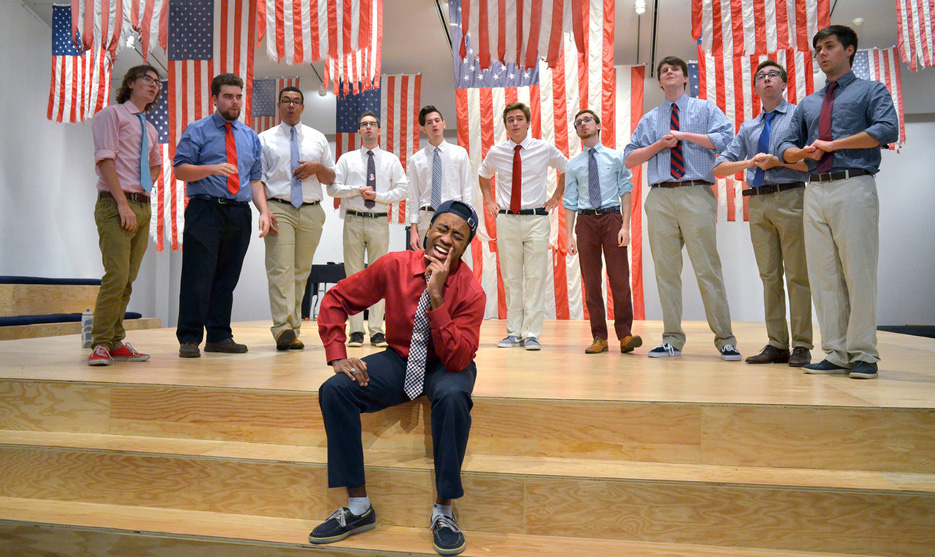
[174,73,276,358]
[310,201,484,556]
[563,109,642,355]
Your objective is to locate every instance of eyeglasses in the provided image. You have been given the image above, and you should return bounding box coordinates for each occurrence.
[279,98,303,106]
[754,70,783,82]
[359,121,379,128]
[574,116,596,127]
[138,75,162,88]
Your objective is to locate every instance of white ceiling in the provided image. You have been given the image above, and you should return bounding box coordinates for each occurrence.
[23,0,909,125]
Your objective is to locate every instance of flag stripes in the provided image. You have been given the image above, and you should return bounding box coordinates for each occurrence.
[691,0,830,57]
[379,74,420,224]
[896,0,935,71]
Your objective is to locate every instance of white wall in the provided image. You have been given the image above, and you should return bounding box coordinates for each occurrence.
[2,0,933,332]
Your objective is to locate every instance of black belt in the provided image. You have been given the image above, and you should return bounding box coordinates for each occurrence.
[346,209,388,218]
[809,168,873,183]
[99,191,149,203]
[420,205,436,212]
[742,182,806,197]
[268,197,320,207]
[578,206,621,216]
[652,180,713,188]
[499,208,548,216]
[188,194,248,206]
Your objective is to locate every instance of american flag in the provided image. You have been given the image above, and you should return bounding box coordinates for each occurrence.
[334,85,381,203]
[259,0,383,95]
[124,0,167,60]
[457,0,583,71]
[690,44,815,222]
[453,0,642,321]
[147,80,185,251]
[70,0,124,56]
[251,77,301,133]
[691,0,830,57]
[896,0,934,71]
[853,48,906,149]
[48,4,113,124]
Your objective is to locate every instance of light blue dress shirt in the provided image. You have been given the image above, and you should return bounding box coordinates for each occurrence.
[174,112,262,202]
[562,144,633,211]
[716,100,808,185]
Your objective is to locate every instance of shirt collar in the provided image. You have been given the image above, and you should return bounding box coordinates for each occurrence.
[663,92,690,111]
[121,100,142,115]
[760,99,792,119]
[212,112,239,129]
[586,142,604,154]
[826,70,857,91]
[509,135,532,150]
[360,144,382,155]
[428,140,447,154]
[279,121,301,135]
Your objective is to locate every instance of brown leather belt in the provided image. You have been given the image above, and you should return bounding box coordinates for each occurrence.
[99,191,149,203]
[651,180,713,188]
[742,182,806,196]
[809,168,873,182]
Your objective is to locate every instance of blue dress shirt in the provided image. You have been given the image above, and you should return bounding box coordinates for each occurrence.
[625,93,733,185]
[776,71,899,175]
[173,112,262,202]
[716,100,808,186]
[562,144,633,211]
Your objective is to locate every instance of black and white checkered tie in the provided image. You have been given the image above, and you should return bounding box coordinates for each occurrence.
[404,277,432,399]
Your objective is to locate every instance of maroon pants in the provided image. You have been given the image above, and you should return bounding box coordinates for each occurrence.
[575,213,634,340]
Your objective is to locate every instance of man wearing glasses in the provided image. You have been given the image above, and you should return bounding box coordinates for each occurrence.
[259,86,335,350]
[563,109,642,355]
[714,61,813,368]
[328,112,408,348]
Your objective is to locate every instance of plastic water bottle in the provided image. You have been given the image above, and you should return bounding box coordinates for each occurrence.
[81,310,93,348]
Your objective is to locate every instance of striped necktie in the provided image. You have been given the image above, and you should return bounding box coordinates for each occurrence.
[670,103,685,179]
[431,146,442,209]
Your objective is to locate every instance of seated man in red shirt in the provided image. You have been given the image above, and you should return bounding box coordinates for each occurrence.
[310,200,485,556]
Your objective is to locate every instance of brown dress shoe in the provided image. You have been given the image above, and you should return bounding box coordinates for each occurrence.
[585,338,609,354]
[788,347,812,367]
[744,345,790,364]
[204,338,248,353]
[289,338,305,350]
[179,343,201,358]
[620,335,643,353]
[276,329,296,351]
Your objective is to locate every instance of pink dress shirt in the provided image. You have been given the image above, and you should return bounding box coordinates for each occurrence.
[91,101,161,193]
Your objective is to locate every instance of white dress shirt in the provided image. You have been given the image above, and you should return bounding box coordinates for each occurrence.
[259,122,334,203]
[328,146,409,213]
[478,136,567,210]
[406,140,475,224]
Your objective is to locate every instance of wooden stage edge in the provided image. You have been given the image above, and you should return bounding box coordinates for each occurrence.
[1,319,934,409]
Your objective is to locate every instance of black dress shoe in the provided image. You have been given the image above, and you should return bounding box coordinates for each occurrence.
[803,359,848,374]
[849,361,878,379]
[788,347,811,367]
[204,338,248,353]
[745,345,790,364]
[179,343,201,358]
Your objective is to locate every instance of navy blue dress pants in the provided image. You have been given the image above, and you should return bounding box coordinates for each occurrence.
[318,348,476,499]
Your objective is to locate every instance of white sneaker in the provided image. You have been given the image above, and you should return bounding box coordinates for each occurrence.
[496,335,523,348]
[648,343,681,358]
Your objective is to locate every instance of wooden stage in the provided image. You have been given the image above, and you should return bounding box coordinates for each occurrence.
[1,319,934,556]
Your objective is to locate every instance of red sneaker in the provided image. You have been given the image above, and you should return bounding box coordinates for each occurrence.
[87,345,113,366]
[110,343,150,362]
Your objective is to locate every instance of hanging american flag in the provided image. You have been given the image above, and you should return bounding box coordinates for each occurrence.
[379,74,421,224]
[690,45,815,222]
[691,0,830,57]
[71,0,125,56]
[147,80,185,251]
[259,0,382,95]
[453,0,636,321]
[251,77,300,133]
[48,4,113,124]
[334,84,379,210]
[896,0,934,71]
[457,0,589,71]
[853,48,906,149]
[124,0,167,60]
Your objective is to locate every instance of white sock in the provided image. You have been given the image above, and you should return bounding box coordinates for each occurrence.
[348,496,370,516]
[432,503,453,520]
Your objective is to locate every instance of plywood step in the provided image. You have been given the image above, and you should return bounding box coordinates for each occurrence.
[0,497,875,557]
[0,317,161,341]
[3,379,934,473]
[0,431,932,555]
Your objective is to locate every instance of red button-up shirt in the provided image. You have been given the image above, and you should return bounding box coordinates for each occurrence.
[318,250,486,373]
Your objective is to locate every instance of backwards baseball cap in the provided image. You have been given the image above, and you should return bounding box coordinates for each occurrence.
[430,200,478,243]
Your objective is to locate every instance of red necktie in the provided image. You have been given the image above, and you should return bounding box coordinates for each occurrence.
[510,144,522,214]
[224,123,239,195]
[670,103,684,179]
[815,81,838,174]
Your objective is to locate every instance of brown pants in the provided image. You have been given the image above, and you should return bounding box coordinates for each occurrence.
[575,213,634,340]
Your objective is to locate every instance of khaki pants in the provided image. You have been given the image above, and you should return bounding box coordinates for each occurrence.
[803,175,879,366]
[644,185,736,350]
[749,187,812,350]
[264,200,326,339]
[496,213,550,340]
[344,213,389,336]
[91,196,151,349]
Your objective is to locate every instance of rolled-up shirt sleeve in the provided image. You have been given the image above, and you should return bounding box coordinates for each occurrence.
[91,108,120,163]
[173,124,202,167]
[716,129,748,164]
[865,81,899,145]
[706,105,734,153]
[776,105,808,159]
[548,144,568,173]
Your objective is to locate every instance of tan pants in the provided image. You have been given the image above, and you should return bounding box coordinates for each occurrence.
[644,185,736,350]
[91,197,151,349]
[344,213,389,336]
[749,187,812,350]
[803,175,879,366]
[496,213,550,340]
[264,201,326,339]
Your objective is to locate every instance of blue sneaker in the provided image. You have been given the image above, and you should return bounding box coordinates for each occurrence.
[308,506,376,544]
[496,335,522,348]
[523,337,541,351]
[431,513,466,555]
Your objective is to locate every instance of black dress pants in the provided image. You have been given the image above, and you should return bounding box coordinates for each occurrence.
[318,349,476,499]
[176,198,251,344]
